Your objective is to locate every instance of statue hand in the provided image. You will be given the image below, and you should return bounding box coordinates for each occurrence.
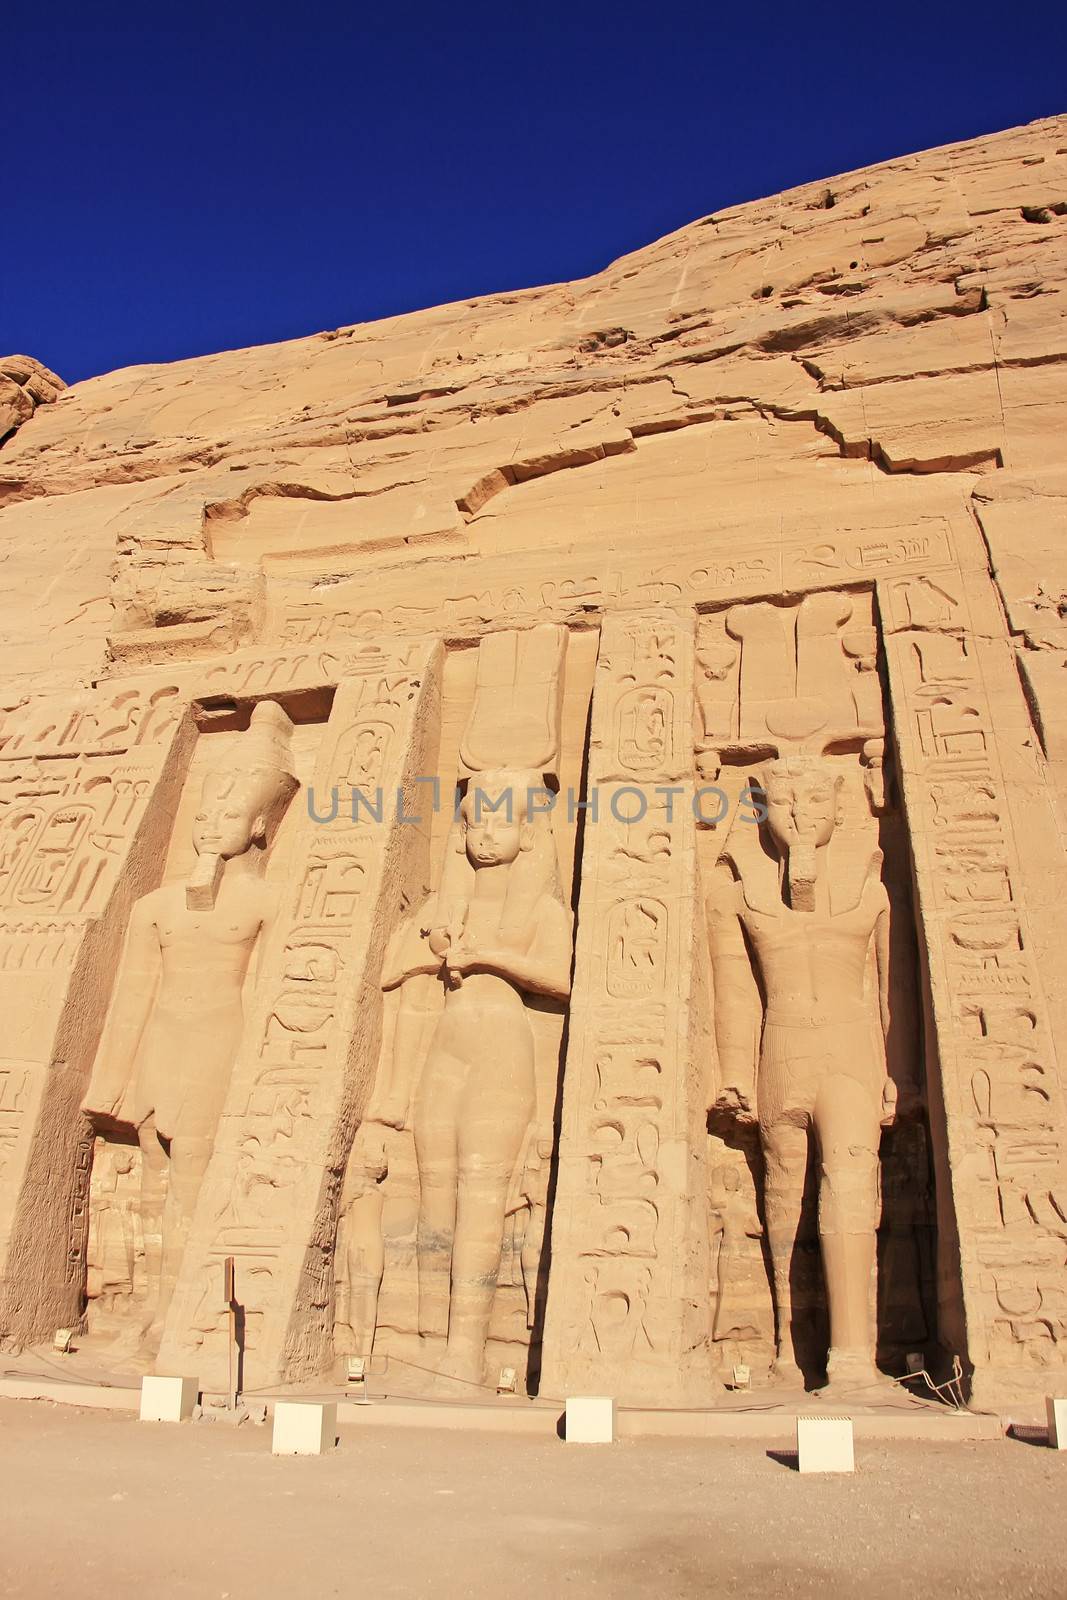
[710,1085,757,1126]
[366,1097,407,1132]
[81,1079,129,1126]
[447,943,505,975]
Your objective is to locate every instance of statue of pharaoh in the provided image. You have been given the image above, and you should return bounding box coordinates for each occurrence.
[707,755,896,1390]
[82,701,298,1346]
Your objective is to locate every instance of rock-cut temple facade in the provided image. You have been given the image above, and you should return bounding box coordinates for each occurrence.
[1,115,1066,1409]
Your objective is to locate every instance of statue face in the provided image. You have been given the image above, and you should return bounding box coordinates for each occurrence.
[464,804,524,867]
[765,766,840,854]
[193,776,261,859]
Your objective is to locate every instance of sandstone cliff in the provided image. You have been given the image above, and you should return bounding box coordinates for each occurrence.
[2,115,1064,724]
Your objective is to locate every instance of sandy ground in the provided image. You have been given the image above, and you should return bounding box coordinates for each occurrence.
[0,1399,1064,1599]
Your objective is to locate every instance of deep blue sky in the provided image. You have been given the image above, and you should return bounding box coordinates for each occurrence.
[3,2,1064,385]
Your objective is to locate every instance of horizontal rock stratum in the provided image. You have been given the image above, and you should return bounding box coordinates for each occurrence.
[0,116,1065,1410]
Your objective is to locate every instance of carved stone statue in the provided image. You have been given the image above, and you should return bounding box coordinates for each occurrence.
[515,1126,555,1331]
[707,755,896,1390]
[85,1143,141,1328]
[82,701,298,1345]
[370,768,571,1385]
[335,1126,389,1360]
[708,1163,763,1345]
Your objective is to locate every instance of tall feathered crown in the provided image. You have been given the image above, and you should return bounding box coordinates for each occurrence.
[202,699,299,818]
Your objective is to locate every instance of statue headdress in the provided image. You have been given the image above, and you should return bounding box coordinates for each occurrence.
[191,700,299,907]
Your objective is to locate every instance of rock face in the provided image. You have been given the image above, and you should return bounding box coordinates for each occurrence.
[0,356,64,447]
[1,115,1065,1407]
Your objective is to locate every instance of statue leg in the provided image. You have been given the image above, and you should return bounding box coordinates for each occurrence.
[520,1201,547,1331]
[152,1134,213,1339]
[760,1119,810,1383]
[445,1079,533,1385]
[814,1073,884,1388]
[413,1052,464,1343]
[712,1225,735,1342]
[135,1120,168,1335]
[343,1194,385,1360]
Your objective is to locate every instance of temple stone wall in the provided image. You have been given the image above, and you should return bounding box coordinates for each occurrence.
[1,114,1066,1405]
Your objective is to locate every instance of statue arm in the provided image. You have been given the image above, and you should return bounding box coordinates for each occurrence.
[365,970,438,1130]
[448,901,572,1000]
[706,867,758,1122]
[381,900,444,990]
[82,895,160,1126]
[875,893,891,1039]
[874,890,897,1124]
[251,883,282,986]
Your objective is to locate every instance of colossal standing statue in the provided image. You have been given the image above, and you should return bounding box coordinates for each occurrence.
[707,754,896,1390]
[333,625,573,1390]
[367,768,571,1384]
[82,701,298,1344]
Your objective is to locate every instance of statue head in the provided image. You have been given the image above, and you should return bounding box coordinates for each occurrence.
[460,767,535,869]
[436,766,564,950]
[193,701,298,860]
[763,755,844,910]
[764,757,844,852]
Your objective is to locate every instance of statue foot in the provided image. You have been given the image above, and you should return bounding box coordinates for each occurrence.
[767,1356,806,1389]
[437,1345,485,1389]
[137,1318,165,1363]
[816,1350,896,1397]
[418,1363,482,1401]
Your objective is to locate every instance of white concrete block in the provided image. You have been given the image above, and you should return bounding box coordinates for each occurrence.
[565,1396,616,1443]
[1046,1396,1067,1449]
[139,1375,199,1423]
[796,1415,854,1473]
[272,1400,337,1456]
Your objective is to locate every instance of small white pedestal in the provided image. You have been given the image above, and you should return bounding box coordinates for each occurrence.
[139,1375,199,1423]
[796,1415,854,1473]
[1046,1396,1067,1450]
[565,1396,616,1444]
[272,1401,337,1456]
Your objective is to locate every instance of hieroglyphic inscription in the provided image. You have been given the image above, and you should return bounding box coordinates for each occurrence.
[273,528,950,656]
[0,694,190,1344]
[541,614,701,1401]
[884,569,1067,1372]
[0,1063,31,1187]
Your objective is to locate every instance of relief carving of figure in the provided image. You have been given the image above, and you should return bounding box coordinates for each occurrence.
[708,1163,763,1345]
[367,768,571,1385]
[85,1144,141,1323]
[707,755,896,1390]
[335,1126,390,1361]
[82,701,298,1347]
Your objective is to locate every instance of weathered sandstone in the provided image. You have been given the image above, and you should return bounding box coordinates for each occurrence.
[1,115,1066,1408]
